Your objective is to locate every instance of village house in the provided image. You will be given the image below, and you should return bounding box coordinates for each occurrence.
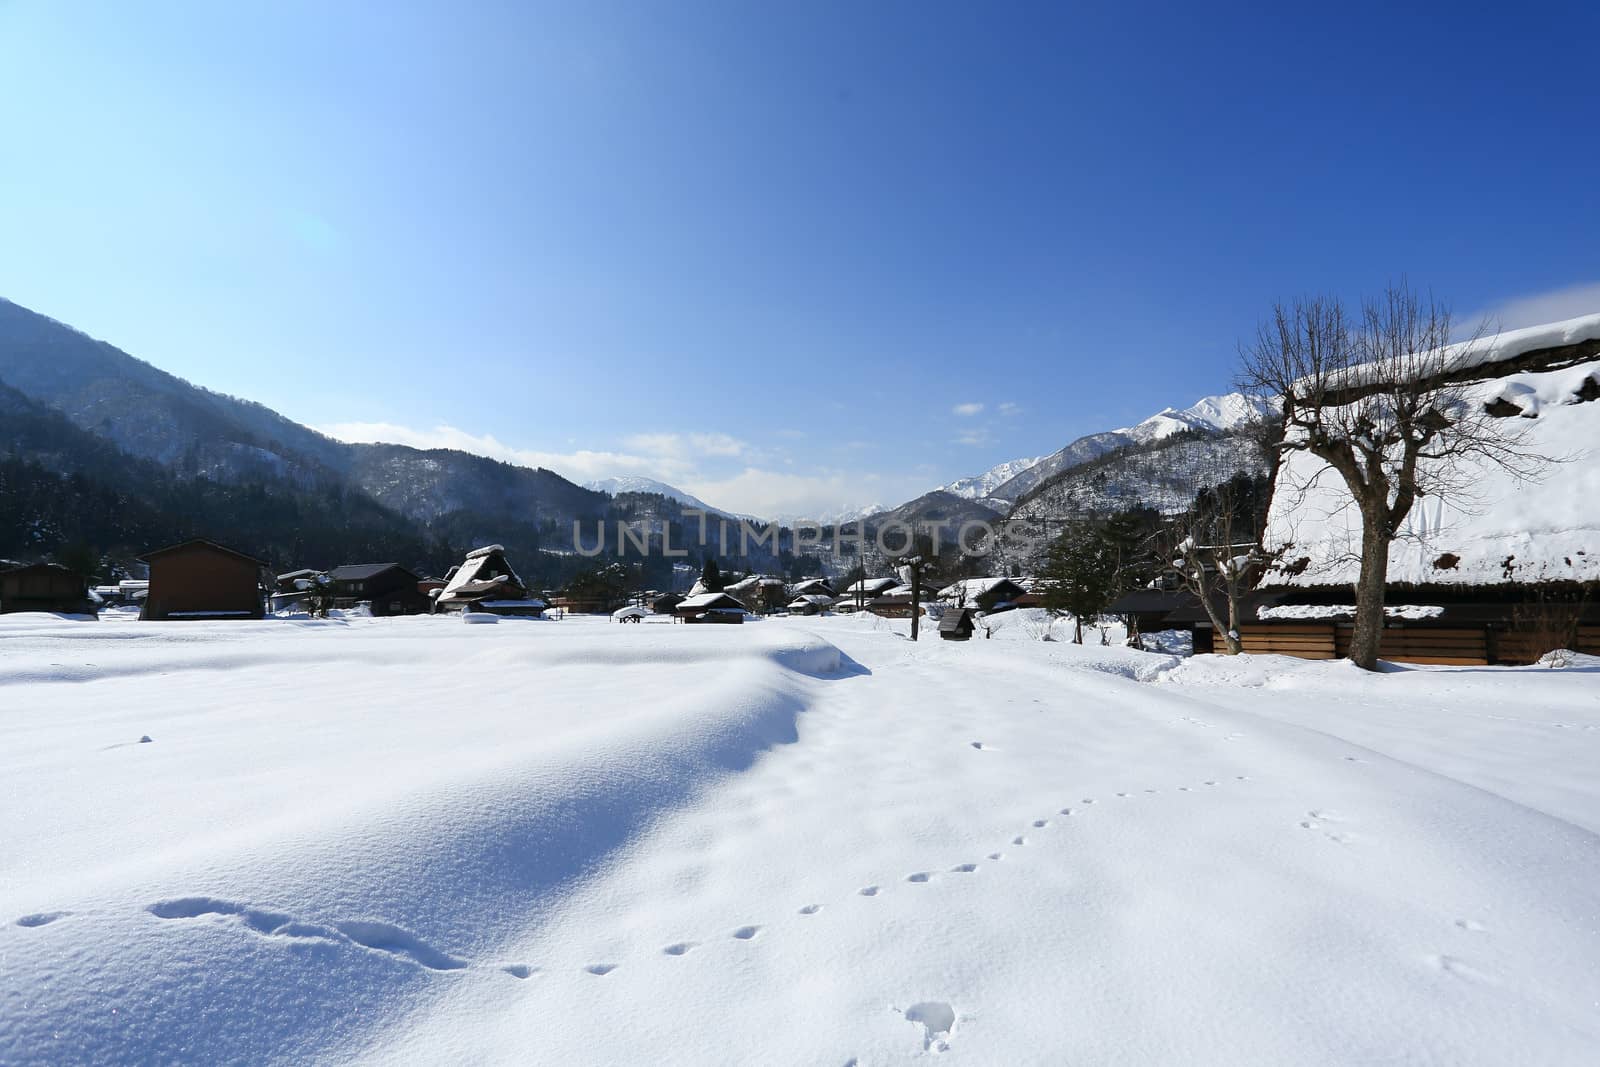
[652,591,685,614]
[725,575,788,614]
[326,563,430,616]
[1234,313,1600,665]
[434,545,546,617]
[0,562,98,617]
[674,591,748,623]
[937,577,1029,614]
[787,593,834,616]
[139,539,267,621]
[789,577,836,598]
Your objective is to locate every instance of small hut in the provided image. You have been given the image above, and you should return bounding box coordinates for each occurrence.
[787,593,834,616]
[652,591,685,614]
[140,539,267,621]
[0,562,98,616]
[939,608,978,641]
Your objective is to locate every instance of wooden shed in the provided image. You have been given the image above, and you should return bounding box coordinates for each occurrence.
[0,562,98,616]
[939,607,977,641]
[139,539,267,621]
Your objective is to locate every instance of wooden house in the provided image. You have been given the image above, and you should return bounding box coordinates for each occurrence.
[674,591,748,623]
[725,575,788,614]
[1239,313,1600,665]
[936,578,1029,614]
[939,607,978,641]
[866,585,924,618]
[790,578,836,598]
[0,562,98,616]
[326,563,430,616]
[652,592,685,614]
[787,593,834,615]
[435,545,546,616]
[139,539,267,621]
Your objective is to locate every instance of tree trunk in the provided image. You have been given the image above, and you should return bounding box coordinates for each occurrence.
[1348,514,1392,670]
[1074,615,1083,644]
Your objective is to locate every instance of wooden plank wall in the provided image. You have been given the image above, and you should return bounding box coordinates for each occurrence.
[1239,623,1600,666]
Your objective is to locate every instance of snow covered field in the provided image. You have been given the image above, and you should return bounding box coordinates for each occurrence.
[3,612,1598,1064]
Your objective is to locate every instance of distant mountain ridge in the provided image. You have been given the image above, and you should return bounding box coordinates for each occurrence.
[880,392,1273,523]
[583,476,755,521]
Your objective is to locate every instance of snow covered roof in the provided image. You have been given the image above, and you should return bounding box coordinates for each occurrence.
[440,546,525,600]
[677,592,746,610]
[789,594,834,606]
[936,577,1022,600]
[1263,350,1600,588]
[844,577,898,595]
[1315,313,1600,394]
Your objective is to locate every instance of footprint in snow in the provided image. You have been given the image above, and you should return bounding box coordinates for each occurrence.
[799,904,823,915]
[1012,835,1028,846]
[900,1001,958,1053]
[586,963,618,976]
[732,926,761,940]
[987,852,1003,861]
[970,741,986,750]
[1080,798,1095,805]
[503,964,535,979]
[1058,807,1073,816]
[1033,819,1049,828]
[663,942,698,956]
[859,886,880,897]
[950,863,978,873]
[907,872,932,884]
[149,898,466,971]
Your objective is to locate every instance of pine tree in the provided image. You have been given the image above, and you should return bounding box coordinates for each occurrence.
[700,557,724,592]
[1038,521,1118,643]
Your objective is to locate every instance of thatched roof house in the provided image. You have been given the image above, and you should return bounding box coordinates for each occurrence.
[1243,313,1600,664]
[435,545,545,616]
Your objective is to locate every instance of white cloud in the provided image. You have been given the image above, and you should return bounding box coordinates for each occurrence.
[621,432,746,459]
[682,467,926,523]
[316,421,690,483]
[1471,281,1600,333]
[998,402,1022,417]
[316,420,927,519]
[952,402,985,417]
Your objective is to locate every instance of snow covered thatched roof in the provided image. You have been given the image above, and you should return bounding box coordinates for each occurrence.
[789,594,834,607]
[1263,329,1600,589]
[440,546,525,601]
[843,577,898,596]
[677,592,746,611]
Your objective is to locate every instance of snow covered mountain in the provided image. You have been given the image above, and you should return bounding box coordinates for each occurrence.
[984,392,1273,504]
[583,476,752,520]
[939,455,1045,502]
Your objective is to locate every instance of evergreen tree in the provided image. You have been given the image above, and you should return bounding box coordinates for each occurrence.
[1038,520,1119,643]
[700,557,724,591]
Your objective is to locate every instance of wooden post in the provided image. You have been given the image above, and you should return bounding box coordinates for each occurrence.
[910,566,921,641]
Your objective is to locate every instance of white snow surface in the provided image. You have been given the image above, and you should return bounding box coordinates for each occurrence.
[1115,391,1276,444]
[1264,360,1600,586]
[1258,604,1446,621]
[3,612,1599,1065]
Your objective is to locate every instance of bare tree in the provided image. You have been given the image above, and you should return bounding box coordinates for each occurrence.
[1238,282,1538,670]
[1157,477,1274,655]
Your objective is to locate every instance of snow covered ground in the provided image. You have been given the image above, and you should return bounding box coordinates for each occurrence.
[3,611,1598,1064]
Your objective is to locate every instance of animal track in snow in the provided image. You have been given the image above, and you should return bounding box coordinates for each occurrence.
[1080,798,1095,804]
[1032,819,1049,828]
[503,964,535,979]
[336,921,468,971]
[950,863,978,873]
[663,941,698,956]
[859,885,880,897]
[1431,954,1498,985]
[902,1000,957,1052]
[799,904,823,915]
[586,963,618,976]
[969,741,986,750]
[987,852,1003,861]
[149,898,466,971]
[1058,807,1073,816]
[907,872,932,883]
[1455,918,1487,932]
[1011,835,1027,846]
[732,925,761,940]
[15,912,68,928]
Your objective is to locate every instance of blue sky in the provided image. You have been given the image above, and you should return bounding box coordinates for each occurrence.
[2,1,1597,518]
